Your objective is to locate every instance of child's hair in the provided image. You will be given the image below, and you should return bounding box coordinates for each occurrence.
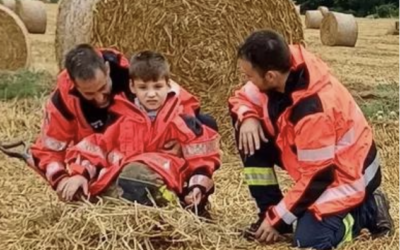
[129,50,170,82]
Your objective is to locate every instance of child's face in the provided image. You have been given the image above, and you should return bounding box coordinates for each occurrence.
[130,78,170,111]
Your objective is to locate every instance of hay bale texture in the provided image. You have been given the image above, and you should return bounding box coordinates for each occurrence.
[305,10,323,29]
[15,0,47,34]
[0,0,16,11]
[55,0,304,150]
[0,4,30,70]
[318,6,329,17]
[320,12,358,47]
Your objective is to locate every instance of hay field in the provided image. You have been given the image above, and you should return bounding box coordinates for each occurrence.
[0,4,398,250]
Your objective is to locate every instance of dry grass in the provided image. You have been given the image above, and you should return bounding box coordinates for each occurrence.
[0,99,398,250]
[0,4,398,250]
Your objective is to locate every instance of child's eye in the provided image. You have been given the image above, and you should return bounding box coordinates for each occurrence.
[138,86,146,90]
[155,85,163,89]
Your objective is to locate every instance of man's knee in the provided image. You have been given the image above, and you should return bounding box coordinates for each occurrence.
[293,212,347,250]
[196,113,219,132]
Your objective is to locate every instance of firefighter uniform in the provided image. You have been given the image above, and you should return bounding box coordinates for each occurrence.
[29,48,204,189]
[229,44,384,248]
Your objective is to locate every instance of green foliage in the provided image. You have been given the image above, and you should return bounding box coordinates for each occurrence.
[351,82,399,121]
[0,70,53,101]
[375,3,398,17]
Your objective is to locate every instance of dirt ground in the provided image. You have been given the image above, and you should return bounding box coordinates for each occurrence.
[0,3,398,250]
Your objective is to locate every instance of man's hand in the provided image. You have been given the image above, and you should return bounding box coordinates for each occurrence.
[160,140,182,157]
[239,118,268,156]
[56,175,89,201]
[255,219,282,244]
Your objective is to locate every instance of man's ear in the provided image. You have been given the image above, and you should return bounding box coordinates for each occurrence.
[105,61,110,75]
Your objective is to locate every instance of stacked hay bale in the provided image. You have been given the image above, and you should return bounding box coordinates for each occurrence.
[55,0,304,151]
[0,4,31,70]
[0,0,15,11]
[15,0,47,34]
[305,10,323,29]
[318,6,329,17]
[320,12,358,47]
[386,21,399,35]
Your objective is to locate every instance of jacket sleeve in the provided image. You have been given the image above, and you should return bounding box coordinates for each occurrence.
[228,82,264,125]
[175,115,221,178]
[65,119,124,182]
[29,90,75,188]
[265,113,336,232]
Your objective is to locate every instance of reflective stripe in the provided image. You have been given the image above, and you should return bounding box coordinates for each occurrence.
[159,185,178,203]
[76,139,106,160]
[298,145,335,162]
[42,134,67,152]
[189,174,214,192]
[244,167,278,186]
[182,136,220,158]
[107,150,124,164]
[338,214,354,247]
[335,127,355,152]
[275,201,297,225]
[315,154,380,205]
[45,162,64,180]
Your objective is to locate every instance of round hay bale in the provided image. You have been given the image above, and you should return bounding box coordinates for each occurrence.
[318,6,329,17]
[320,12,358,47]
[55,0,304,150]
[295,5,300,15]
[386,21,399,35]
[305,10,323,29]
[0,4,31,70]
[15,0,47,34]
[0,0,16,11]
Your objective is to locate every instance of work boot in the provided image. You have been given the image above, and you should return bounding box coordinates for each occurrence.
[370,189,394,238]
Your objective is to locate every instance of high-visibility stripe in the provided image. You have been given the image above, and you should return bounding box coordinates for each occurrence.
[45,162,64,180]
[42,134,67,152]
[338,214,354,247]
[315,154,380,205]
[244,167,278,186]
[182,137,220,158]
[76,139,106,160]
[275,201,297,225]
[335,127,355,152]
[298,145,335,162]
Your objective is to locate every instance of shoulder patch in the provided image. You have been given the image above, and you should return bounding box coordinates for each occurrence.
[289,94,323,125]
[51,89,74,121]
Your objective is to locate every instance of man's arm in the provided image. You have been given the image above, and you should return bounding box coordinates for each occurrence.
[30,90,76,188]
[228,82,264,127]
[265,112,336,232]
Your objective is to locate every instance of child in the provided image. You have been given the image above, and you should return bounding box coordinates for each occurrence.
[64,51,221,212]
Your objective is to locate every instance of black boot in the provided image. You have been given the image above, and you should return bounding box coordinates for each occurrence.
[370,189,394,238]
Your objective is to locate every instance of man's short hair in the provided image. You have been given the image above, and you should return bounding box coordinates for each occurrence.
[238,29,291,76]
[129,51,170,82]
[64,44,107,82]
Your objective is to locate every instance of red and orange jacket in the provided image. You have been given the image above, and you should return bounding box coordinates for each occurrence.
[229,45,380,232]
[30,48,200,189]
[64,92,221,196]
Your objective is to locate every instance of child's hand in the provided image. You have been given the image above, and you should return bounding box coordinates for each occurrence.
[184,187,203,206]
[56,175,89,201]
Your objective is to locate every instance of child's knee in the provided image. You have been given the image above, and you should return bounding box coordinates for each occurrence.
[117,162,177,206]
